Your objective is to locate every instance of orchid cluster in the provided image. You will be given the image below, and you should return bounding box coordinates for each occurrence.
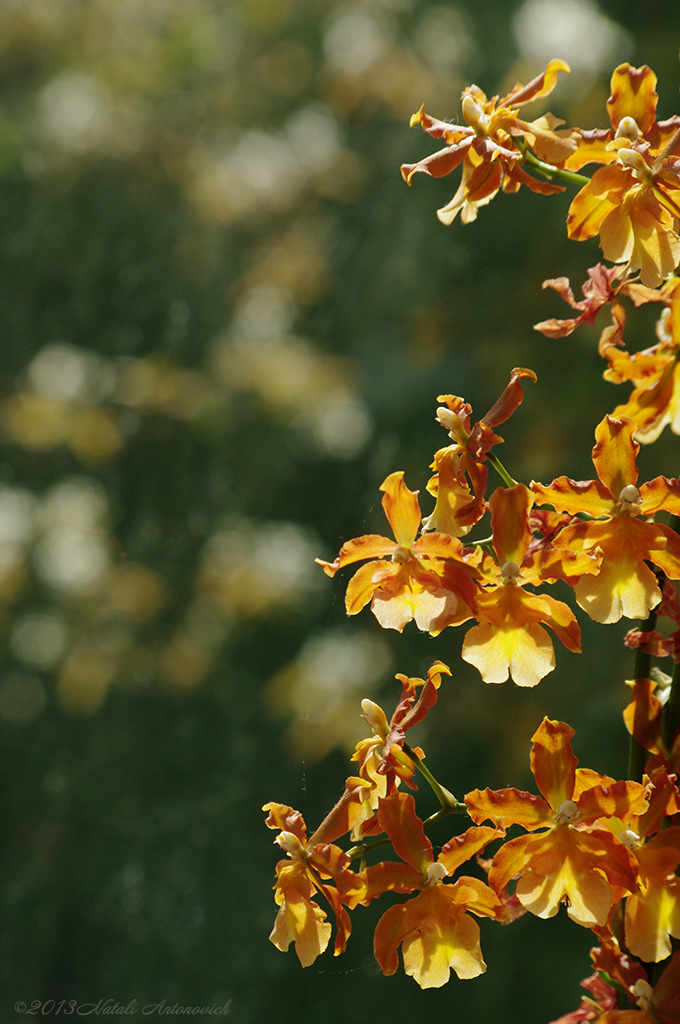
[264,62,680,1021]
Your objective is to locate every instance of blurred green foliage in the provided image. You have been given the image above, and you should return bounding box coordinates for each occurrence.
[1,1,679,1021]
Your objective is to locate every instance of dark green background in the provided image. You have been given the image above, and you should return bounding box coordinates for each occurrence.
[1,2,679,1021]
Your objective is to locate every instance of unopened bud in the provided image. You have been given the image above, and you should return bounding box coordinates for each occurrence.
[436,406,464,437]
[361,698,389,736]
[462,93,488,131]
[632,980,653,1014]
[276,831,304,856]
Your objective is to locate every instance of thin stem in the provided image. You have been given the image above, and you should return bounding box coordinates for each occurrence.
[345,803,463,862]
[520,147,591,187]
[403,741,467,812]
[628,607,656,782]
[486,451,519,489]
[345,745,468,862]
[662,659,680,755]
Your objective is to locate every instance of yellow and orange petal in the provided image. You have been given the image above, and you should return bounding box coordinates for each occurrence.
[461,585,580,687]
[624,829,680,962]
[373,879,499,987]
[269,861,332,967]
[490,827,637,927]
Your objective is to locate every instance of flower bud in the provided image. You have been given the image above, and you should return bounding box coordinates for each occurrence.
[462,93,489,131]
[361,698,389,737]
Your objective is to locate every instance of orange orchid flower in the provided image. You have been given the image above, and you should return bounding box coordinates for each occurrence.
[531,415,680,623]
[308,662,452,845]
[357,791,501,988]
[566,65,680,287]
[566,63,680,173]
[534,263,665,352]
[458,484,595,687]
[423,366,537,538]
[465,719,647,927]
[605,288,680,442]
[316,471,478,632]
[599,765,680,963]
[263,802,360,967]
[401,59,574,224]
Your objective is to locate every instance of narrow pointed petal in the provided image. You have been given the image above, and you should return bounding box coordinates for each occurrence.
[438,826,503,875]
[316,535,396,576]
[376,791,433,875]
[531,477,615,517]
[380,472,421,547]
[502,59,570,107]
[592,415,639,495]
[530,718,577,809]
[489,484,532,566]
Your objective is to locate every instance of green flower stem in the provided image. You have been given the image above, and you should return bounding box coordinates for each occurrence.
[345,803,463,862]
[662,659,680,755]
[519,147,591,187]
[628,607,656,782]
[403,741,467,812]
[486,451,519,489]
[344,746,467,861]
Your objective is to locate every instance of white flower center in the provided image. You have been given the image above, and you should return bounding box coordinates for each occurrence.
[426,861,448,886]
[391,545,411,564]
[555,799,578,825]
[615,116,640,142]
[501,560,520,583]
[618,829,640,849]
[618,484,642,512]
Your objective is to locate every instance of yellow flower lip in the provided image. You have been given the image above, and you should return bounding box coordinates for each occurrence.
[615,115,640,142]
